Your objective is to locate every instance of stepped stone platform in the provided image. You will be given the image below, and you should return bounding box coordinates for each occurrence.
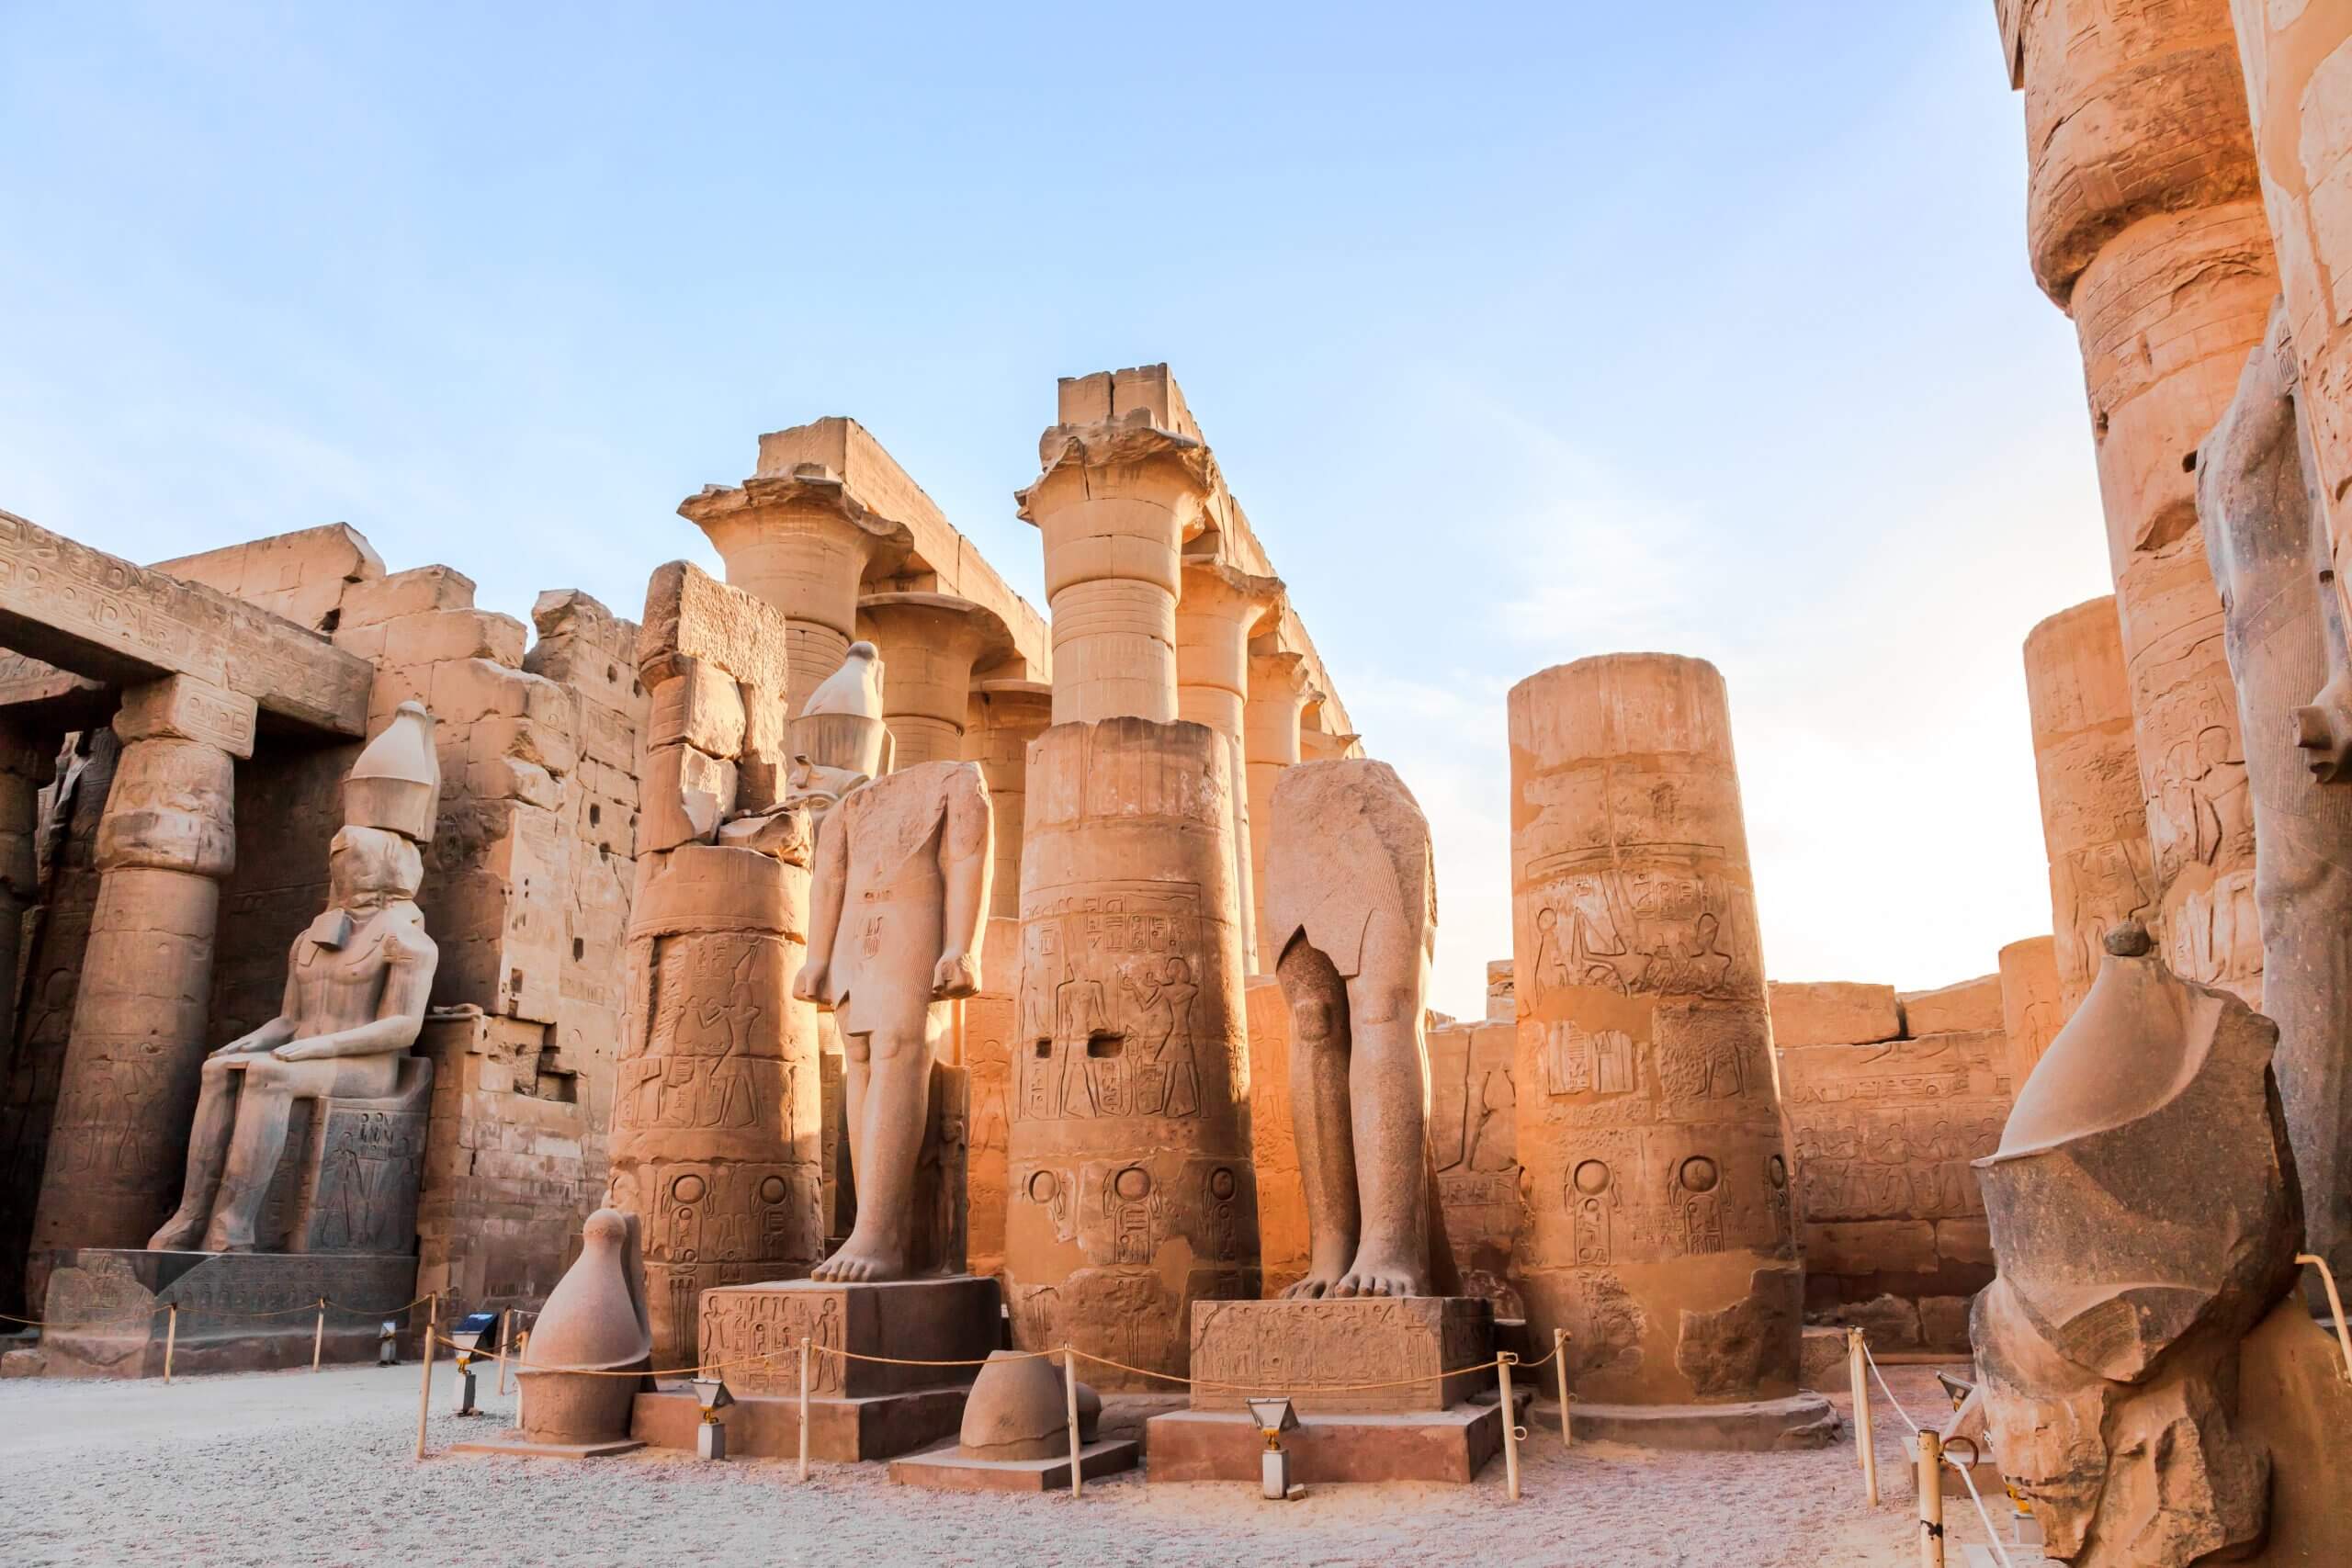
[39,1249,418,1380]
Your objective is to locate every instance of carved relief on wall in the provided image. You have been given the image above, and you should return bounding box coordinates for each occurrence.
[1015,883,1208,1124]
[1521,863,1759,1005]
[615,933,793,1137]
[699,1286,846,1396]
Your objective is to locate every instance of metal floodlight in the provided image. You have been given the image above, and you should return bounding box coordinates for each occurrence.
[1246,1397,1301,1501]
[448,1312,500,1418]
[378,1321,400,1367]
[690,1375,735,1461]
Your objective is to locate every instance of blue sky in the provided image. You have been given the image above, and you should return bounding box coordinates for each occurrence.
[0,4,2111,1017]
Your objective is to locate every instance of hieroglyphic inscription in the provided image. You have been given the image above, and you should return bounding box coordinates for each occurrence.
[697,1285,845,1396]
[1016,882,1206,1123]
[1187,1296,1492,1414]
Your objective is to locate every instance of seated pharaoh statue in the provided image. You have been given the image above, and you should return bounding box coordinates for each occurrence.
[1264,756,1455,1299]
[148,703,441,1254]
[792,648,991,1284]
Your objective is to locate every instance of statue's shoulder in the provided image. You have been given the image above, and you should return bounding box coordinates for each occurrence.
[379,902,438,962]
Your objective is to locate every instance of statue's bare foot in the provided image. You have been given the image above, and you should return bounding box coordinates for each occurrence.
[1279,1270,1340,1300]
[147,1213,205,1251]
[1330,1249,1430,1299]
[810,1239,907,1283]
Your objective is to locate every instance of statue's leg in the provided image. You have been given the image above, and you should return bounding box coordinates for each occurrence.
[1331,964,1433,1299]
[147,1055,243,1249]
[202,1058,311,1251]
[1278,936,1359,1299]
[810,1011,933,1282]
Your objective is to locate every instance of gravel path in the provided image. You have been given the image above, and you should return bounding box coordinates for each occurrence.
[0,1362,2029,1566]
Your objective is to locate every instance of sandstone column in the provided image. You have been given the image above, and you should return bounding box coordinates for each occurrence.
[2023,596,2157,1012]
[1175,560,1283,976]
[1510,655,1823,1444]
[858,592,1011,770]
[26,675,252,1300]
[1015,413,1212,726]
[1996,0,2279,999]
[2226,1,2352,621]
[682,468,900,717]
[966,680,1052,924]
[1004,717,1258,1384]
[1242,649,1311,976]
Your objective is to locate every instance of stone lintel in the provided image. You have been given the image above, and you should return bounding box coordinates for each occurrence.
[115,675,258,760]
[0,510,371,736]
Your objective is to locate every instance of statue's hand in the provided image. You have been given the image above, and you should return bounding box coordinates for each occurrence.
[211,1033,270,1058]
[272,1039,331,1063]
[793,962,828,1005]
[932,951,981,1000]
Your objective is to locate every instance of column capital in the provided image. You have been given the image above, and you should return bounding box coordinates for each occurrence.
[1014,412,1217,531]
[1177,558,1285,627]
[1245,648,1312,701]
[1300,729,1362,763]
[858,592,1014,769]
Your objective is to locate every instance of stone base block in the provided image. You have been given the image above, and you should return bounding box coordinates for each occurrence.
[888,1438,1139,1492]
[448,1431,645,1461]
[1542,1392,1839,1451]
[1799,1325,1848,1393]
[1145,1395,1525,1484]
[633,1384,969,1461]
[697,1274,1000,1399]
[39,1249,417,1379]
[1188,1294,1494,1414]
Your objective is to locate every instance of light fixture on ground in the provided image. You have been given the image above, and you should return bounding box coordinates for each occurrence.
[1246,1396,1301,1500]
[689,1374,735,1461]
[378,1320,401,1367]
[449,1313,500,1416]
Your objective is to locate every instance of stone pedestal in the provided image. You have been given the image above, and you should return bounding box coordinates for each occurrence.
[888,1436,1140,1491]
[632,1275,1001,1461]
[39,1248,418,1379]
[1145,1295,1512,1483]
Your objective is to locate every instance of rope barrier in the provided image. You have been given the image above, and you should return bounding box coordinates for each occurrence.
[1857,1338,1923,1434]
[0,1293,437,1331]
[1945,1447,2016,1568]
[2298,1253,2352,1383]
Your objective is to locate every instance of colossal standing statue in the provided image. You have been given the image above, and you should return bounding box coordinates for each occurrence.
[147,703,440,1253]
[2199,297,2352,1294]
[794,699,990,1282]
[1264,757,1448,1299]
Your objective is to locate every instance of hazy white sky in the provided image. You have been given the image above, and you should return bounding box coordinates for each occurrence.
[0,4,2113,1018]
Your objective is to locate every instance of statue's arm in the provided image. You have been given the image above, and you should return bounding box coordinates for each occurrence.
[273,919,438,1061]
[795,804,850,1003]
[932,767,990,998]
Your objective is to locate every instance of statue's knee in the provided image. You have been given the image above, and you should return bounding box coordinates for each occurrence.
[242,1058,291,1090]
[200,1056,234,1084]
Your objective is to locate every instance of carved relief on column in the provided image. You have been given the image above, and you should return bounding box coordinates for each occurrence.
[966,681,1052,925]
[1003,717,1259,1386]
[681,467,906,719]
[2000,0,2279,1000]
[0,727,54,1077]
[2023,597,2157,1013]
[856,592,1012,771]
[26,675,251,1299]
[1175,561,1283,976]
[1015,415,1214,726]
[1242,649,1311,975]
[1509,655,1812,1422]
[2226,0,2352,624]
[1998,935,2064,1084]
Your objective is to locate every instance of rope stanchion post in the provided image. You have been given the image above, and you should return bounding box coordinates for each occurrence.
[2299,1253,2352,1382]
[413,1324,435,1461]
[1553,1328,1571,1449]
[1497,1351,1522,1501]
[311,1298,325,1373]
[797,1336,811,1483]
[514,1330,528,1429]
[495,1308,513,1395]
[1064,1346,1084,1497]
[163,1303,178,1384]
[1849,1325,1879,1506]
[1916,1427,1944,1568]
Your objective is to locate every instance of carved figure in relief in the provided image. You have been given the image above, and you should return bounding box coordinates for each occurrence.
[796,750,991,1282]
[149,705,440,1253]
[1264,759,1448,1299]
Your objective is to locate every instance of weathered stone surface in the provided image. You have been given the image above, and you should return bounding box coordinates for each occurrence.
[0,509,372,735]
[1971,926,2301,1565]
[2199,296,2352,1292]
[1428,1019,1521,1315]
[1997,935,2063,1082]
[1004,718,1259,1385]
[155,524,384,634]
[1510,655,1807,1414]
[1175,559,1283,973]
[1243,976,1307,1296]
[1996,0,2277,1003]
[1896,974,2002,1037]
[1766,981,1900,1048]
[1265,758,1443,1300]
[696,1275,1000,1398]
[638,561,790,811]
[38,1247,419,1378]
[1187,1295,1492,1414]
[1485,959,1515,1021]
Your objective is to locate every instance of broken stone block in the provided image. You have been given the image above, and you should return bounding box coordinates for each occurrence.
[1767,980,1901,1046]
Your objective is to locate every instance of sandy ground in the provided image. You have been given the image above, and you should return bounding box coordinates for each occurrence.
[0,1360,2038,1567]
